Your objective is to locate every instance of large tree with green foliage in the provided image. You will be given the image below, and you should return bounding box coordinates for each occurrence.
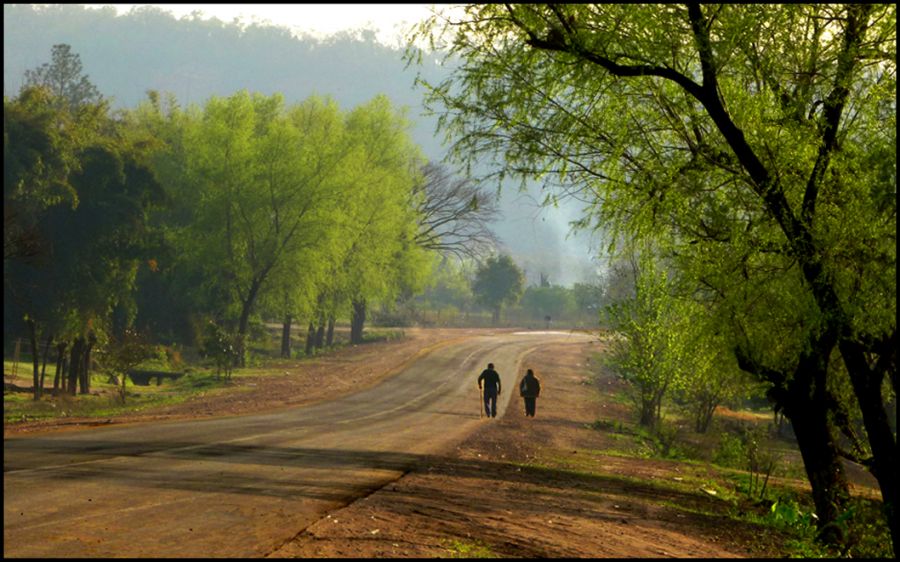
[472,254,525,324]
[338,95,429,344]
[173,91,350,365]
[408,4,896,547]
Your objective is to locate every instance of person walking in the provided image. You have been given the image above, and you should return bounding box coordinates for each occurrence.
[477,362,502,418]
[519,368,541,417]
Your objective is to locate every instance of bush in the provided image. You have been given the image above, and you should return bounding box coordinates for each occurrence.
[713,432,745,468]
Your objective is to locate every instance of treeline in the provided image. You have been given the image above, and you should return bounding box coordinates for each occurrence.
[4,4,602,288]
[3,46,475,399]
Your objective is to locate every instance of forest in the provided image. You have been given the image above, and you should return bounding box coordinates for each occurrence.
[2,3,601,286]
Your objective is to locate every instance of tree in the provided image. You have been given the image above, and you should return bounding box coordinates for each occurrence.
[412,162,501,260]
[604,254,690,428]
[201,320,237,381]
[338,95,426,344]
[4,86,77,264]
[5,84,163,400]
[408,4,896,546]
[520,284,575,325]
[176,92,349,365]
[572,281,604,319]
[100,328,154,402]
[23,44,102,111]
[472,254,525,324]
[673,301,753,434]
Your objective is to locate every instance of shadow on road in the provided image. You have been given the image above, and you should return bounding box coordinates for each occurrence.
[6,437,716,511]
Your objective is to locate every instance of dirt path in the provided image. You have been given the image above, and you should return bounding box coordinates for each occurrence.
[4,327,481,437]
[268,337,790,558]
[5,328,792,557]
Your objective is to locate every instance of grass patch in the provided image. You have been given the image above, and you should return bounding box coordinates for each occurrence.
[441,538,497,558]
[3,367,233,423]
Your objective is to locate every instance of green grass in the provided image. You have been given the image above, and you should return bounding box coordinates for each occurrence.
[3,367,236,423]
[440,538,497,558]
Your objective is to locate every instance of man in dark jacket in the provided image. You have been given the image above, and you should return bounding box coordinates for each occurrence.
[477,362,502,418]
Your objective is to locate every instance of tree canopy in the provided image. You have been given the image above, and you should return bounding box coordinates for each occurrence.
[472,254,525,324]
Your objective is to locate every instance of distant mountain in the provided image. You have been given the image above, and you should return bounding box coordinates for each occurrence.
[3,4,601,286]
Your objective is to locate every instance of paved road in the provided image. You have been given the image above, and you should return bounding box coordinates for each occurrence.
[4,330,592,557]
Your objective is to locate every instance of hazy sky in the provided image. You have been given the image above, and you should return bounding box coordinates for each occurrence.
[88,4,449,47]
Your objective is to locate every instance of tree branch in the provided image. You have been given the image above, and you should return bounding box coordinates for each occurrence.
[802,4,873,224]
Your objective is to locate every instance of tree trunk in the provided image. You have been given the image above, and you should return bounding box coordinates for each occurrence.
[281,314,292,358]
[314,317,325,349]
[26,319,41,400]
[840,339,898,553]
[68,338,83,396]
[38,334,51,393]
[737,329,851,544]
[787,333,850,543]
[326,316,335,347]
[790,404,849,541]
[491,306,500,325]
[79,335,94,394]
[236,277,265,368]
[351,299,366,344]
[305,321,316,356]
[696,397,716,433]
[639,391,656,428]
[53,342,67,395]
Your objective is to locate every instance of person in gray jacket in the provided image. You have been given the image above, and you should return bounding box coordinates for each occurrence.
[519,368,541,417]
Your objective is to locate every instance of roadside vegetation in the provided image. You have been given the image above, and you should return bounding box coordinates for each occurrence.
[3,326,405,425]
[574,353,892,558]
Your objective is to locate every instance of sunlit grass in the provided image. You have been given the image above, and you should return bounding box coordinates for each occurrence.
[441,538,497,558]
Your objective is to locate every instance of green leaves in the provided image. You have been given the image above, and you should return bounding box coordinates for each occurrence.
[472,254,525,322]
[133,90,429,346]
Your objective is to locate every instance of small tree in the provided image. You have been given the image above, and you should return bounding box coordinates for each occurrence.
[472,254,525,324]
[23,44,102,111]
[604,257,689,429]
[102,329,154,403]
[202,321,237,381]
[674,304,754,433]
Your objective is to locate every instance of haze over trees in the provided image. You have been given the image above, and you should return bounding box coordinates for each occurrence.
[3,3,600,286]
[4,3,895,554]
[3,42,501,393]
[408,3,896,550]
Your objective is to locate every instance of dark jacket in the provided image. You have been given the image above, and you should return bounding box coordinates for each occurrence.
[519,374,541,398]
[478,368,501,394]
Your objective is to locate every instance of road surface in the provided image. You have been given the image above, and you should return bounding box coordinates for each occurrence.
[4,330,592,557]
